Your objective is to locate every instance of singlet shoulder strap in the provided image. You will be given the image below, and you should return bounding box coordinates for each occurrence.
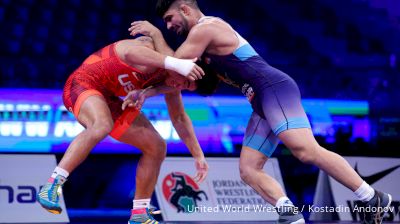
[197,16,248,50]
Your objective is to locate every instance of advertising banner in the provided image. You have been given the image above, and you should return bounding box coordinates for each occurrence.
[155,157,284,221]
[0,154,69,223]
[311,157,400,222]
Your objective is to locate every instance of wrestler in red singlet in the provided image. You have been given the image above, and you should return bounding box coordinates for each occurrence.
[63,41,165,140]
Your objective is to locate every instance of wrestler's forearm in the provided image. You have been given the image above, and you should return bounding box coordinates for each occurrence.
[166,92,205,159]
[125,46,197,77]
[171,113,204,159]
[126,46,166,68]
[145,84,175,98]
[151,31,174,56]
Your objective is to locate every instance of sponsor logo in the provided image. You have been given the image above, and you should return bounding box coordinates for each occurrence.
[349,163,400,221]
[355,163,400,185]
[241,83,254,101]
[118,73,136,93]
[0,185,41,204]
[162,172,208,213]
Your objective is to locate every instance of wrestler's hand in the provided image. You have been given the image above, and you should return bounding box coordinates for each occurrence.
[165,57,205,81]
[187,59,205,81]
[129,20,161,38]
[122,87,152,110]
[122,90,145,110]
[193,156,208,184]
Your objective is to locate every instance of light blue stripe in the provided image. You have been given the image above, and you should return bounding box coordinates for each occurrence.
[233,44,258,61]
[243,135,277,157]
[272,117,311,135]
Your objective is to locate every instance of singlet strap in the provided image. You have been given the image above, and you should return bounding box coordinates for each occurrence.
[197,16,248,51]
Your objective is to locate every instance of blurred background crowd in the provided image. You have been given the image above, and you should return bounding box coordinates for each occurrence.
[1,0,399,221]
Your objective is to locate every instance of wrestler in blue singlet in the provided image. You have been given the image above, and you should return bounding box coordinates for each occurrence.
[200,17,311,157]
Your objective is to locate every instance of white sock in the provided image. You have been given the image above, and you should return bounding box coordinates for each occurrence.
[275,196,294,208]
[133,198,151,209]
[51,167,69,179]
[354,181,375,202]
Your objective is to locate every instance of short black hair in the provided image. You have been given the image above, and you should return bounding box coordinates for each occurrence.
[156,0,199,17]
[195,60,220,96]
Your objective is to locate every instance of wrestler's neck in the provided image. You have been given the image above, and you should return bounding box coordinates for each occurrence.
[189,11,205,28]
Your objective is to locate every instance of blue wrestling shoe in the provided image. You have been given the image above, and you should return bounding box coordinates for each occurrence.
[37,175,66,214]
[276,206,305,224]
[128,208,159,224]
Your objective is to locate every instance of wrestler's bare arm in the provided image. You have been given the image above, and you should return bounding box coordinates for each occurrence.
[117,42,204,79]
[174,25,213,60]
[165,90,208,183]
[129,20,175,56]
[122,84,175,110]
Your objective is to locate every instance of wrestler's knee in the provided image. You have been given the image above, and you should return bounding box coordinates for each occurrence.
[290,143,320,164]
[88,119,113,141]
[144,135,167,162]
[239,164,254,184]
[239,159,261,184]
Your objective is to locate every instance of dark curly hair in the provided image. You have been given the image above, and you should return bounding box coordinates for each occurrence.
[156,0,199,17]
[194,60,220,96]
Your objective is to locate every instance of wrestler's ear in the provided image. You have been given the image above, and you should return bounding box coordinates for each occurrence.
[180,4,191,16]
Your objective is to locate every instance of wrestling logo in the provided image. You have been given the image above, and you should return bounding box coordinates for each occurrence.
[162,172,208,213]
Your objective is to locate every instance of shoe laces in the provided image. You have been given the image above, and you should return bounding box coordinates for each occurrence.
[373,195,382,223]
[40,176,65,202]
[363,194,383,224]
[130,208,160,223]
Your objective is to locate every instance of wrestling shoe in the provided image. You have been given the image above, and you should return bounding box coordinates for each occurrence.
[361,190,392,224]
[37,175,66,214]
[276,206,305,224]
[128,208,159,224]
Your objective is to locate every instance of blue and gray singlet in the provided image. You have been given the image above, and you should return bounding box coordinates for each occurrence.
[199,16,311,157]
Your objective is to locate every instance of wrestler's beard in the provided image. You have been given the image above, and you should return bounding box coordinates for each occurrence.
[178,17,190,37]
